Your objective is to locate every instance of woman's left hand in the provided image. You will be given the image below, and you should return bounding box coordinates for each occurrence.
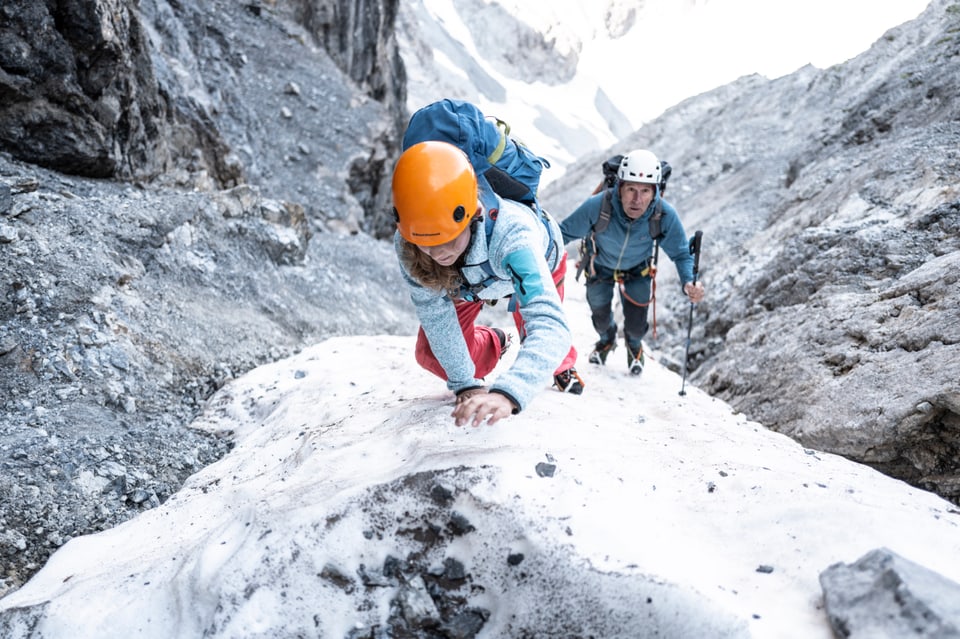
[684,281,705,304]
[452,390,516,427]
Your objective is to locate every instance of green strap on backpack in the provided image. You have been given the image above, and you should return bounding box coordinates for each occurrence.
[487,118,509,166]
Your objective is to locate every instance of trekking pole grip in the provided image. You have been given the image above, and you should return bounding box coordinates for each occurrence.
[689,230,703,284]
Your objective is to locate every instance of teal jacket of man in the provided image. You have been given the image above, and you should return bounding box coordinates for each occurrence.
[560,187,695,287]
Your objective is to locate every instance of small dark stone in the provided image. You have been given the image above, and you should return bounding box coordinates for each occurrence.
[382,555,403,579]
[443,557,466,581]
[535,462,556,477]
[357,563,392,587]
[507,553,524,566]
[430,483,455,505]
[447,511,475,536]
[756,565,774,574]
[442,608,489,639]
[319,563,355,594]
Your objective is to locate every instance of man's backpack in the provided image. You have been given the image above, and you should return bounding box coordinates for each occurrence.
[401,98,551,210]
[576,154,673,282]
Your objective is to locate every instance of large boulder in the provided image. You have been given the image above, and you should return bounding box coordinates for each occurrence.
[820,547,960,638]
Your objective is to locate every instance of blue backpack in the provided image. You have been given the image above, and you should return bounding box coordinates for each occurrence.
[401,99,559,304]
[401,99,551,210]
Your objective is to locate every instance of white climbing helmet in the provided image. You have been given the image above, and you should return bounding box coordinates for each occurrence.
[618,149,661,185]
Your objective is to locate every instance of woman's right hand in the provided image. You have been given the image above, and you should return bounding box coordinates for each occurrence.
[452,390,515,427]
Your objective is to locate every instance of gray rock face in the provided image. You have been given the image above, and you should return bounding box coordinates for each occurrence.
[820,548,960,638]
[0,0,175,178]
[0,0,405,236]
[284,0,407,129]
[545,0,960,502]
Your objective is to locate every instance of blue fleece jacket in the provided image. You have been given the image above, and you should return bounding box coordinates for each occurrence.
[395,195,571,411]
[560,187,695,286]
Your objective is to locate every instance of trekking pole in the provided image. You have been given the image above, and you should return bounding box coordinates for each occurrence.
[679,231,703,396]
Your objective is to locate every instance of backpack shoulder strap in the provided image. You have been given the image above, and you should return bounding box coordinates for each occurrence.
[593,188,614,234]
[576,189,613,281]
[648,200,664,241]
[478,211,499,281]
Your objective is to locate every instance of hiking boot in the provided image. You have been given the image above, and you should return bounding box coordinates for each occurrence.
[588,339,616,365]
[554,367,584,394]
[626,342,645,376]
[493,328,512,360]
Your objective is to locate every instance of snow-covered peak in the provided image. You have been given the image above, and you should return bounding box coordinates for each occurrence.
[398,0,930,185]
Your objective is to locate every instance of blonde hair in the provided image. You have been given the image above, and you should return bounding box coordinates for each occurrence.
[399,238,465,299]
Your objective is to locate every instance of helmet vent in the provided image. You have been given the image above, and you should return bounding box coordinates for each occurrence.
[452,205,466,222]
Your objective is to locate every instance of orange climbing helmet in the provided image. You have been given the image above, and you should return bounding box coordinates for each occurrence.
[392,140,478,246]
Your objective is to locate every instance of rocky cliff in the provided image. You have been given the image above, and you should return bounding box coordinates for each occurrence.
[1,0,414,595]
[0,0,405,235]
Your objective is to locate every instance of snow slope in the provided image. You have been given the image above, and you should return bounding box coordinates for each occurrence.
[2,258,958,638]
